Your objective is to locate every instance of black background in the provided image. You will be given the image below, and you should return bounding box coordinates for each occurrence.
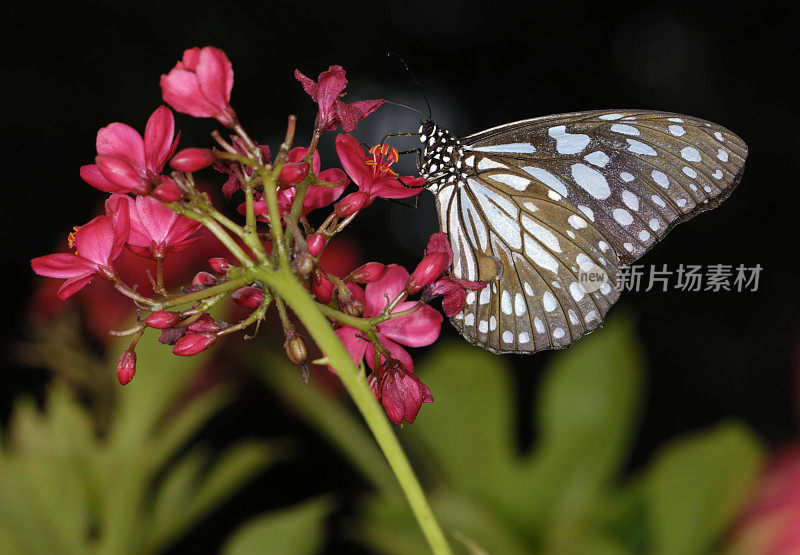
[4,2,799,553]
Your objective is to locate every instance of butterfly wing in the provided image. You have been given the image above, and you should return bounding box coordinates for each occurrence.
[437,109,747,354]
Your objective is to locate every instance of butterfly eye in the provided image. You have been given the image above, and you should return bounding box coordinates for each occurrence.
[421,120,435,137]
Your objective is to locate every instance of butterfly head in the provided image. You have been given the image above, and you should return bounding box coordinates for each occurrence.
[418,120,463,189]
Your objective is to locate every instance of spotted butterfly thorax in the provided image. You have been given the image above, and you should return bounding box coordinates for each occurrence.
[417,110,747,354]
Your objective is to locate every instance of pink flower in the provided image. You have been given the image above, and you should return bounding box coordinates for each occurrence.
[160,46,237,126]
[247,147,348,218]
[378,359,433,425]
[336,134,426,203]
[80,106,179,195]
[335,264,442,371]
[422,232,486,317]
[729,446,800,554]
[294,65,384,132]
[107,194,201,259]
[31,207,130,299]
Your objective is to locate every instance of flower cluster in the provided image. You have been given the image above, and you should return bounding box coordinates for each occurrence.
[30,46,484,426]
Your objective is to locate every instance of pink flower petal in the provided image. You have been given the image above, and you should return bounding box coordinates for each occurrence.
[196,47,235,124]
[293,69,319,100]
[73,215,119,266]
[335,134,373,189]
[143,106,176,173]
[80,164,121,193]
[95,122,146,173]
[369,176,424,200]
[57,274,96,299]
[31,253,96,279]
[377,303,442,347]
[288,146,321,173]
[365,336,413,371]
[160,68,220,119]
[364,264,410,317]
[333,326,369,370]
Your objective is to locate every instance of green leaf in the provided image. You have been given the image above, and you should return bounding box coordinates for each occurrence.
[645,422,764,555]
[108,333,211,448]
[221,497,332,555]
[511,315,643,544]
[254,349,401,500]
[405,341,517,502]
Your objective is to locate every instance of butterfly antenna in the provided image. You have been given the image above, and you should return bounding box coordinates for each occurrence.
[387,52,432,119]
[383,99,430,118]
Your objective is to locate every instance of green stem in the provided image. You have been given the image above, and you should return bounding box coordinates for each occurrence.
[253,265,451,555]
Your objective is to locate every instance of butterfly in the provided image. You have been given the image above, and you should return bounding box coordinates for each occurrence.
[416,110,747,354]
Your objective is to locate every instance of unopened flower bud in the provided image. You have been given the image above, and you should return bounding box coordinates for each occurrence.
[334,191,369,218]
[312,269,334,304]
[349,262,387,284]
[96,154,149,194]
[116,349,137,385]
[186,314,222,333]
[145,310,181,329]
[208,257,232,274]
[306,233,325,257]
[277,162,310,188]
[284,333,308,365]
[406,252,448,294]
[153,180,184,202]
[231,286,265,308]
[173,333,217,356]
[170,148,216,172]
[192,271,218,288]
[342,297,364,318]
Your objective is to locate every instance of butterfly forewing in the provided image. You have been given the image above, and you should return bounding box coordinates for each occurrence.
[422,109,747,354]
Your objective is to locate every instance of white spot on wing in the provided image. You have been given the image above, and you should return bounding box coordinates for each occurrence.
[571,163,611,199]
[610,123,640,136]
[627,139,657,156]
[524,166,569,197]
[549,125,590,154]
[469,143,536,154]
[681,147,702,162]
[542,291,557,312]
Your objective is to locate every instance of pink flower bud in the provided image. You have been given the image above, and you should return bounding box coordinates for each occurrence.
[306,233,325,257]
[116,349,137,385]
[192,271,218,288]
[186,314,221,333]
[153,180,184,202]
[145,310,181,329]
[208,257,232,274]
[170,148,215,172]
[96,154,149,195]
[312,269,334,304]
[231,286,265,308]
[334,191,369,218]
[349,262,386,284]
[173,332,217,356]
[406,252,448,294]
[277,162,310,188]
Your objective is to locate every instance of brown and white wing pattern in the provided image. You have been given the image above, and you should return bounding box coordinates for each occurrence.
[421,109,747,354]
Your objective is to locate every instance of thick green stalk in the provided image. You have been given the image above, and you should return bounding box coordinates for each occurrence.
[253,265,452,555]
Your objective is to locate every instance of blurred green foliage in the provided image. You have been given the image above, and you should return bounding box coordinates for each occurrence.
[0,332,308,555]
[261,316,765,555]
